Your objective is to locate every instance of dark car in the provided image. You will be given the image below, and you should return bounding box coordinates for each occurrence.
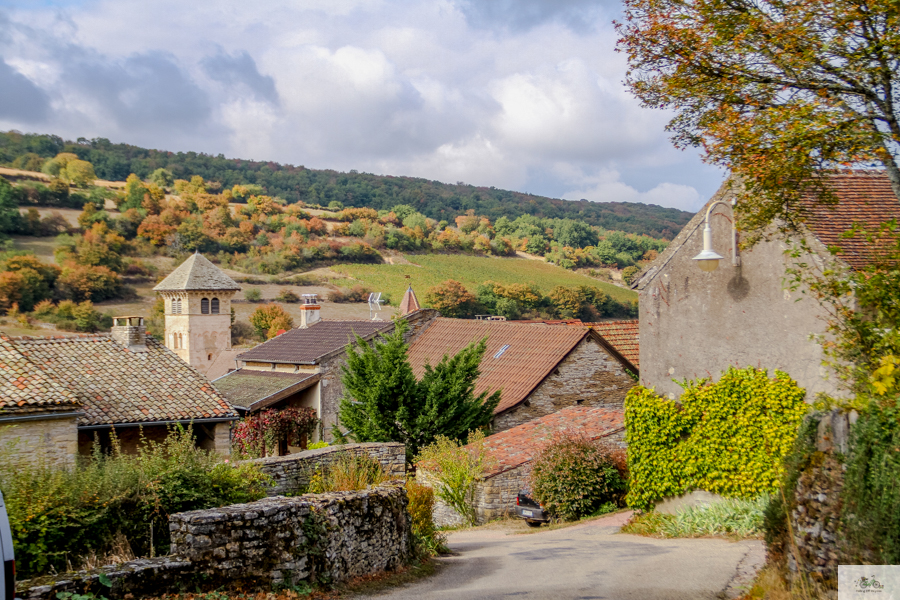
[0,490,14,600]
[515,489,550,527]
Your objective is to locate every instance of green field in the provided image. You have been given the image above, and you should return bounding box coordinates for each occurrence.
[332,254,637,303]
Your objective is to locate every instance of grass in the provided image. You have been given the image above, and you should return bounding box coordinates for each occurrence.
[621,497,768,540]
[333,254,637,303]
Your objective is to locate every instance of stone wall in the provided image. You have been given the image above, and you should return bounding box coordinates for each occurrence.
[18,483,411,600]
[492,338,634,433]
[245,442,406,496]
[0,415,78,468]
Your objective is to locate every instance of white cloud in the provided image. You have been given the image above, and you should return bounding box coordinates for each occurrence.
[563,171,704,211]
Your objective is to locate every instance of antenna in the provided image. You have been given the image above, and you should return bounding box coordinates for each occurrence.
[368,292,383,320]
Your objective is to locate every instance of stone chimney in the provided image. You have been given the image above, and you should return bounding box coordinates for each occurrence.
[111,316,147,352]
[299,294,321,328]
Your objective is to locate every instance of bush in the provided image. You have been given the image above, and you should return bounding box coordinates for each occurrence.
[406,480,447,556]
[244,287,262,302]
[622,496,768,539]
[621,265,640,285]
[326,284,371,303]
[625,367,808,510]
[529,431,627,521]
[275,289,300,303]
[0,425,269,578]
[231,408,318,459]
[56,263,122,302]
[307,452,387,493]
[29,299,112,332]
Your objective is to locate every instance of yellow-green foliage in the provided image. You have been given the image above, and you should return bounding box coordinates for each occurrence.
[625,367,808,510]
[333,254,636,304]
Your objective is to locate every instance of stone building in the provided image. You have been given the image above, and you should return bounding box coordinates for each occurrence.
[152,252,241,377]
[406,318,637,433]
[0,317,237,467]
[633,171,900,400]
[212,302,439,443]
[419,404,625,525]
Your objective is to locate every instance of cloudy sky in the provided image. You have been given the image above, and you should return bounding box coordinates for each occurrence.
[0,0,724,211]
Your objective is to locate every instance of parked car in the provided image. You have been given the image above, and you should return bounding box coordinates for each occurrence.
[0,490,14,600]
[515,489,550,527]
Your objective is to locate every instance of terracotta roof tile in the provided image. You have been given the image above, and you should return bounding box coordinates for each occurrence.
[0,337,80,415]
[802,171,900,270]
[399,286,421,316]
[237,320,394,364]
[585,320,639,369]
[406,318,588,414]
[475,405,624,478]
[9,334,237,425]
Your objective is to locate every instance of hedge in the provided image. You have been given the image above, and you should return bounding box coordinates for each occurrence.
[625,366,808,510]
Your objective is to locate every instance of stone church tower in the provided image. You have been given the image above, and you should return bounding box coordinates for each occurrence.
[153,253,241,374]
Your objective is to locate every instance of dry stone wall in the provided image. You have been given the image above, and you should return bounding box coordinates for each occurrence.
[246,442,406,496]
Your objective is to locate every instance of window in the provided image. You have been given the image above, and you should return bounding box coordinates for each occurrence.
[211,298,220,314]
[201,298,210,314]
[173,298,182,314]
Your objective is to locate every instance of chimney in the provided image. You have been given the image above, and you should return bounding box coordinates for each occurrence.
[299,294,321,328]
[111,316,147,352]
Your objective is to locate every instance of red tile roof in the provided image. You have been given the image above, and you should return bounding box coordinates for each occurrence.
[476,405,624,478]
[399,286,421,316]
[0,337,80,416]
[585,320,639,369]
[9,334,236,425]
[406,318,589,414]
[803,171,900,270]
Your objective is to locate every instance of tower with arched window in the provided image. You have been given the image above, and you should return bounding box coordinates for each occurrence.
[152,252,241,373]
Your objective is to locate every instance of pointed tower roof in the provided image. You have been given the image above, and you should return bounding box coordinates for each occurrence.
[153,253,241,292]
[399,285,421,316]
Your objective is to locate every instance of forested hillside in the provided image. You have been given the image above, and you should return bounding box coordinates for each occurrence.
[0,131,692,239]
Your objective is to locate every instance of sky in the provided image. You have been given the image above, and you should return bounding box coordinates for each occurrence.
[0,0,725,211]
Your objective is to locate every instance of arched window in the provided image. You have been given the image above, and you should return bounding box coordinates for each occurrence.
[211,298,220,314]
[173,298,181,314]
[201,298,210,314]
[178,333,184,349]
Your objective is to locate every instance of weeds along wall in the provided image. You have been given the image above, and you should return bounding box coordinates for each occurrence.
[625,366,808,511]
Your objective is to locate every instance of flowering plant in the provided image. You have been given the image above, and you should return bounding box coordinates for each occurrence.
[232,407,318,458]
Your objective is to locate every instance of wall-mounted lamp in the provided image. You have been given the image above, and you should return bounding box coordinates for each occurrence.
[692,199,741,272]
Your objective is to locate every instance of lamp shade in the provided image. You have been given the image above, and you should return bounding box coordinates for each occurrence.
[692,248,724,272]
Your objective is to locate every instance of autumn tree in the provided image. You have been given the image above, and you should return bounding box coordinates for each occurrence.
[64,159,97,188]
[424,280,478,318]
[249,303,294,340]
[617,0,900,237]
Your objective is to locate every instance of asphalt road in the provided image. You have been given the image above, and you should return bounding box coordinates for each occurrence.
[355,512,765,600]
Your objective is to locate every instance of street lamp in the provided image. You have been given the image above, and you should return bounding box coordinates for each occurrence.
[692,199,741,272]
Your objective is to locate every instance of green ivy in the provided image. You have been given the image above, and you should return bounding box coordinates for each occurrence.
[625,367,808,510]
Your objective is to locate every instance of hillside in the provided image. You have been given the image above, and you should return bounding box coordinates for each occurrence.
[0,131,693,239]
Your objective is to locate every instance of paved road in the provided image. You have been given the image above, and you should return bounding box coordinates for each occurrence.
[355,512,765,600]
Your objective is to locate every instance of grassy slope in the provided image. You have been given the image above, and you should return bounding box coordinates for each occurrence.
[332,254,637,304]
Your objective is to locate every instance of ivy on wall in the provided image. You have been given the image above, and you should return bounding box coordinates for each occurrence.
[625,367,808,510]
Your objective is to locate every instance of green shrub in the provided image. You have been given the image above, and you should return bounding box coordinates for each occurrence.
[623,496,767,539]
[621,265,640,285]
[244,287,262,302]
[275,289,300,303]
[30,299,113,332]
[307,441,329,450]
[0,425,269,578]
[529,431,627,521]
[625,366,808,510]
[405,480,447,556]
[307,452,386,493]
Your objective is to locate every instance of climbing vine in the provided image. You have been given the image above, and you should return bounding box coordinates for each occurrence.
[625,367,808,510]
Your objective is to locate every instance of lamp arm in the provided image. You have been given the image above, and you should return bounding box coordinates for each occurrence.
[702,199,741,267]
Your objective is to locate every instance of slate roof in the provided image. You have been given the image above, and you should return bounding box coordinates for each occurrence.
[237,320,394,364]
[8,334,237,426]
[586,320,640,369]
[212,369,319,411]
[406,318,589,415]
[475,405,624,478]
[802,171,900,270]
[399,286,421,316]
[0,337,80,416]
[153,253,241,292]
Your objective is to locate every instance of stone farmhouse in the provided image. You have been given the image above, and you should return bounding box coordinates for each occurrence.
[0,317,237,468]
[633,170,900,399]
[406,318,637,432]
[420,404,625,525]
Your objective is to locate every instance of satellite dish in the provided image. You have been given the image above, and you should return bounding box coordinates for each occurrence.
[368,292,383,320]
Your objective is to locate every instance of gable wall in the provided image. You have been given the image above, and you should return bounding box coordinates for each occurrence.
[492,337,634,433]
[640,203,837,400]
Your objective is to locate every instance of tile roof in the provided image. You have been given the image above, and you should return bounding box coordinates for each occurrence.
[399,286,421,316]
[0,337,80,415]
[475,405,624,478]
[802,171,900,270]
[212,369,319,410]
[406,318,589,414]
[153,252,241,292]
[585,320,640,369]
[237,320,394,364]
[9,334,236,426]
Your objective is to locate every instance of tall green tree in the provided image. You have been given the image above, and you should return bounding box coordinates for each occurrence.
[616,0,900,238]
[339,320,500,460]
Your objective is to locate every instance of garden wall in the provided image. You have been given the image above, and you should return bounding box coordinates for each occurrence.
[17,483,411,600]
[246,442,406,496]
